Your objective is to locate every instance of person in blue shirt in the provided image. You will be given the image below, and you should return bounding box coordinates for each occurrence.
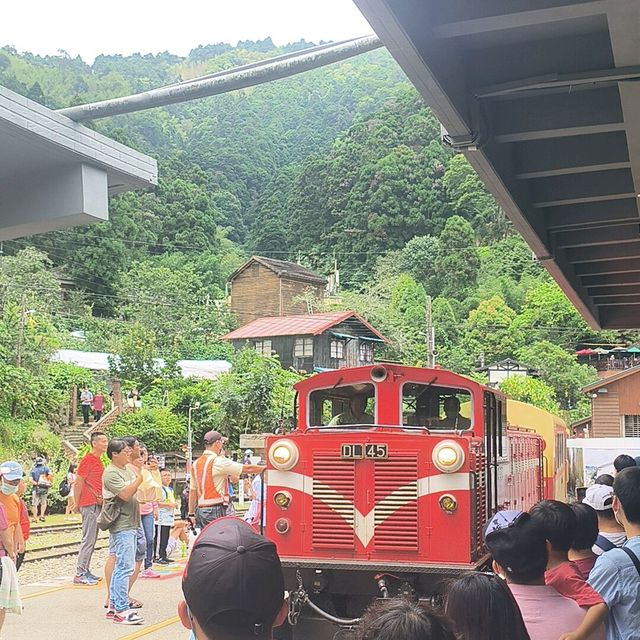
[589,466,640,640]
[29,456,52,522]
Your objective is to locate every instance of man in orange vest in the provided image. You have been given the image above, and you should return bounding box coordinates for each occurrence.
[188,431,265,530]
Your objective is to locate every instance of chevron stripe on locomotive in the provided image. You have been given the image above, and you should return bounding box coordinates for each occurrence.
[263,364,568,632]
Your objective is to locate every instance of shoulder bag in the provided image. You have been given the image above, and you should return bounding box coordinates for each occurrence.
[97,497,122,531]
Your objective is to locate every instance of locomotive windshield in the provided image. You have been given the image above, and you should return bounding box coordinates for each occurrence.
[402,382,473,430]
[309,383,375,426]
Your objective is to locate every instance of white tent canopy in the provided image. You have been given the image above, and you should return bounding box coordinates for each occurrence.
[52,349,231,380]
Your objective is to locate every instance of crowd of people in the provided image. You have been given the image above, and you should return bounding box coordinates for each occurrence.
[2,433,640,638]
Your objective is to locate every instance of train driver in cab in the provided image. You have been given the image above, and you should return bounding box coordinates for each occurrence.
[329,394,374,426]
[438,396,471,430]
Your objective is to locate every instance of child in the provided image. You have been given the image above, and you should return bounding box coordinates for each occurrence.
[568,503,599,579]
[165,520,189,559]
[154,469,176,565]
[529,500,607,640]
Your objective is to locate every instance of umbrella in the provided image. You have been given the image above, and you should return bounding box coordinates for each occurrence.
[594,348,610,355]
[576,348,596,356]
[628,346,640,354]
[610,347,628,352]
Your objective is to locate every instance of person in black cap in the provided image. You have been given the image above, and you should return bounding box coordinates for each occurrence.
[179,517,287,640]
[188,431,265,530]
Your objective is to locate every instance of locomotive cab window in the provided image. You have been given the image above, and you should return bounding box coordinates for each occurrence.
[402,382,472,430]
[308,383,376,426]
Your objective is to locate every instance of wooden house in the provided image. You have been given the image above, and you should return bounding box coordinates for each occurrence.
[229,256,327,326]
[582,365,640,437]
[221,311,387,373]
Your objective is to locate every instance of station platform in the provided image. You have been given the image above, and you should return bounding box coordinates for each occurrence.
[5,558,187,640]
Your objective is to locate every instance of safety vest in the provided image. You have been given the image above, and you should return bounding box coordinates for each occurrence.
[192,451,227,507]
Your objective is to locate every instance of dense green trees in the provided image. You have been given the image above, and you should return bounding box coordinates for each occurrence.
[0,38,629,431]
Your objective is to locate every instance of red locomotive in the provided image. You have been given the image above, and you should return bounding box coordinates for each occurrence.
[263,364,556,636]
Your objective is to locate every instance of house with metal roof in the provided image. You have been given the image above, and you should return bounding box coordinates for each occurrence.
[221,310,387,373]
[582,364,640,437]
[229,256,327,326]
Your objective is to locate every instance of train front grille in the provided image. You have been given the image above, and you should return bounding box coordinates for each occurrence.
[312,455,355,548]
[374,456,419,551]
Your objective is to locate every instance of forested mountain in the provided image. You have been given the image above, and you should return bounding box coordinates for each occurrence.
[0,39,634,425]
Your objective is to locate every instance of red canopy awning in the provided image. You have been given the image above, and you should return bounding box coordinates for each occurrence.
[576,348,597,356]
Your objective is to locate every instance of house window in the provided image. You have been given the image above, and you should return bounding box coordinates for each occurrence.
[624,415,640,437]
[359,342,374,362]
[294,337,313,358]
[254,339,272,357]
[330,339,344,359]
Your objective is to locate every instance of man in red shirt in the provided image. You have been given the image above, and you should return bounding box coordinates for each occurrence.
[74,431,108,585]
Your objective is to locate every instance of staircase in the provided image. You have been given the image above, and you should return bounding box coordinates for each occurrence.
[60,406,126,460]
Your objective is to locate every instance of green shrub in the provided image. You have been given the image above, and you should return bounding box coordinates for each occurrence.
[109,407,186,452]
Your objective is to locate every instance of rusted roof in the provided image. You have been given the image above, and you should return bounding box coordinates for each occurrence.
[229,256,327,284]
[221,310,388,342]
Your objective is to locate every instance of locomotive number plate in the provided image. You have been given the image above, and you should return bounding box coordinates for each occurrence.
[340,444,388,459]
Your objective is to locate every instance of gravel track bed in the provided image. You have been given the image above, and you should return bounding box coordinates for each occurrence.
[19,548,110,585]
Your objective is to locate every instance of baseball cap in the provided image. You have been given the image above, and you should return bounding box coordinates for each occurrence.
[0,461,24,481]
[483,510,524,539]
[583,484,614,511]
[182,517,284,637]
[35,456,45,465]
[203,430,227,445]
[245,449,253,455]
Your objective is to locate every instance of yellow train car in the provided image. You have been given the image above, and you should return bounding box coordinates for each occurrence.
[506,399,569,502]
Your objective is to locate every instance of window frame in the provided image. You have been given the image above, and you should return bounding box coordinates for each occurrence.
[330,339,345,360]
[254,339,272,357]
[307,381,377,427]
[399,380,474,431]
[359,341,374,363]
[294,336,314,358]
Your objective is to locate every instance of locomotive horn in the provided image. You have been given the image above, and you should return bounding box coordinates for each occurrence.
[370,365,388,382]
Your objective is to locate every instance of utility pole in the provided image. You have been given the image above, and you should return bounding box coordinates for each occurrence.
[426,295,436,368]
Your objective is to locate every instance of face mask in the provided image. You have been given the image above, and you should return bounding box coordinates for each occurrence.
[1,481,18,495]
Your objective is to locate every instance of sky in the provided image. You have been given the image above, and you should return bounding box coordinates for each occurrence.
[1,0,374,63]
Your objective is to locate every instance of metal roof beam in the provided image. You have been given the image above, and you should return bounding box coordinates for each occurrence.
[492,86,623,143]
[575,266,640,287]
[515,132,629,179]
[599,305,640,329]
[553,223,640,249]
[432,2,607,39]
[593,295,640,305]
[567,242,640,263]
[477,65,640,99]
[544,198,640,230]
[531,169,635,208]
[588,284,640,296]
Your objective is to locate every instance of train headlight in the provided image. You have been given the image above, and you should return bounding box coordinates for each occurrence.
[433,440,465,473]
[439,494,458,514]
[274,490,292,509]
[269,439,299,470]
[275,518,290,534]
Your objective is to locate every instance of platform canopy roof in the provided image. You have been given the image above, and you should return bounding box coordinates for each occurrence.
[354,0,640,329]
[0,86,157,241]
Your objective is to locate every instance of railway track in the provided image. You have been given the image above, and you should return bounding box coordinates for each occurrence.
[31,523,82,536]
[24,539,109,564]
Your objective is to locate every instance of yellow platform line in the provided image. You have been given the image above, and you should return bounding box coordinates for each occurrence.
[119,615,180,639]
[22,586,66,600]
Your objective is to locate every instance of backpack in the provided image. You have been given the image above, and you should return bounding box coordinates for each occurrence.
[59,477,71,497]
[595,533,617,553]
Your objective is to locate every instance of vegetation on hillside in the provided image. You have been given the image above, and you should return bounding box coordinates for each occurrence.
[0,37,631,460]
